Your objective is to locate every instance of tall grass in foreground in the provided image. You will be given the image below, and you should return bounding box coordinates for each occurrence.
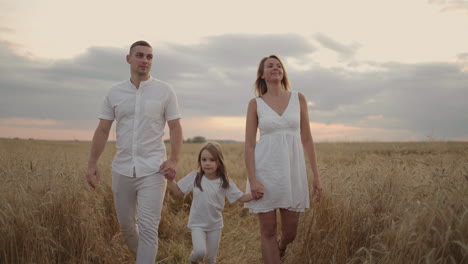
[0,139,467,263]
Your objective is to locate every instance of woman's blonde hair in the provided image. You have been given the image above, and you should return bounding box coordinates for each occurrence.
[254,55,290,96]
[194,142,229,191]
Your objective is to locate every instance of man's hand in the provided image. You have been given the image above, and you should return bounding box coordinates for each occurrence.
[87,165,100,189]
[160,159,177,180]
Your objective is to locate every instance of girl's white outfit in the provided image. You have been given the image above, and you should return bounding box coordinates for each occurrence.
[245,91,310,213]
[177,172,244,263]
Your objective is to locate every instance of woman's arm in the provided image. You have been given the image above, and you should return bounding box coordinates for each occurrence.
[298,92,323,202]
[244,99,264,199]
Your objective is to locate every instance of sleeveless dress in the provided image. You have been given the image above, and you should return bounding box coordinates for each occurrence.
[245,91,310,213]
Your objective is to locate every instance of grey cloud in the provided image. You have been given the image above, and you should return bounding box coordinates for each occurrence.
[428,0,468,14]
[1,35,467,140]
[0,27,14,33]
[314,33,360,60]
[457,52,468,66]
[156,33,315,70]
[45,46,128,82]
[303,62,468,139]
[441,5,468,15]
[0,41,39,68]
[458,52,468,59]
[152,34,316,116]
[0,42,115,122]
[168,33,316,69]
[152,48,208,81]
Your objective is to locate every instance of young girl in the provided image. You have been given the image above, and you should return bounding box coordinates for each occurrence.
[165,142,259,264]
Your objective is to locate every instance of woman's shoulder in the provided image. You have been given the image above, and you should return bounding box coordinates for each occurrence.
[290,90,302,96]
[247,97,258,109]
[295,91,307,103]
[249,97,259,104]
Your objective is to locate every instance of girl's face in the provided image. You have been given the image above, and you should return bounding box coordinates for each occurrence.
[262,57,284,83]
[200,149,219,177]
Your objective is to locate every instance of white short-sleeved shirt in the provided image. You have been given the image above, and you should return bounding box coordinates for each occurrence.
[177,172,244,231]
[99,76,181,177]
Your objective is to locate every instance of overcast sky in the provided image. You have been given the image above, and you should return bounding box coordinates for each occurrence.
[1,0,467,141]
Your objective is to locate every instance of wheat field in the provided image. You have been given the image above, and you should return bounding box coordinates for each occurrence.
[0,138,467,264]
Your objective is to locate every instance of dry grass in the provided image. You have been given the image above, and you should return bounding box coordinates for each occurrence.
[0,139,467,263]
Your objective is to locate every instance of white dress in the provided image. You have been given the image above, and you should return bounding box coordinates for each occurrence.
[245,91,310,213]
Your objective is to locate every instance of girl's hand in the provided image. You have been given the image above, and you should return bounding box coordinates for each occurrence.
[313,178,323,202]
[250,179,265,199]
[164,173,176,181]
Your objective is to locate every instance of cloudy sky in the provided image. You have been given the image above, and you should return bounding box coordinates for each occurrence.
[1,0,467,142]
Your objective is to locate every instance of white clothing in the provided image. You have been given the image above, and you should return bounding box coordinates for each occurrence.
[189,228,222,264]
[112,171,167,264]
[245,91,310,213]
[99,76,181,177]
[177,172,244,231]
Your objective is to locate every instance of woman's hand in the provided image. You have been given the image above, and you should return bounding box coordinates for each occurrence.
[250,179,265,200]
[313,178,323,202]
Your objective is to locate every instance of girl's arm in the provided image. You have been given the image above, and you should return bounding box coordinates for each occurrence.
[167,179,184,196]
[237,193,255,203]
[245,99,264,199]
[298,92,322,202]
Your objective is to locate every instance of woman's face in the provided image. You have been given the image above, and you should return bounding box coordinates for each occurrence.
[262,57,284,83]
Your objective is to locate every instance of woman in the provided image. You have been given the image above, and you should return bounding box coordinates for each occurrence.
[244,55,322,263]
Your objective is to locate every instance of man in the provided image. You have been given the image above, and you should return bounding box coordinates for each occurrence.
[86,40,183,264]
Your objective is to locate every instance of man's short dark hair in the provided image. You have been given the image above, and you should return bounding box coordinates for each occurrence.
[129,40,152,55]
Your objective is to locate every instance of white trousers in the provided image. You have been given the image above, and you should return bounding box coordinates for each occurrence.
[112,171,167,264]
[189,228,222,264]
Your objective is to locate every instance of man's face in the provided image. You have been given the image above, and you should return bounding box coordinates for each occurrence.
[126,45,153,77]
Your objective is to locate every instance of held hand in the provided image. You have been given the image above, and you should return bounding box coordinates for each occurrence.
[250,179,265,200]
[164,172,176,181]
[313,178,323,202]
[255,190,264,200]
[86,165,100,189]
[160,159,177,180]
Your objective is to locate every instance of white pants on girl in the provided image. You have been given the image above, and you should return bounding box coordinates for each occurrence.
[112,171,167,264]
[189,228,222,264]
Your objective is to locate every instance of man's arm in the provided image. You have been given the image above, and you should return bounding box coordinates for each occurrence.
[160,118,183,179]
[87,119,113,189]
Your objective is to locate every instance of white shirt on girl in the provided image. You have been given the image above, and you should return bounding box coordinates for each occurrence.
[177,172,244,231]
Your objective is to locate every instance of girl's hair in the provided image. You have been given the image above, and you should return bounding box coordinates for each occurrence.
[254,55,290,96]
[194,141,229,191]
